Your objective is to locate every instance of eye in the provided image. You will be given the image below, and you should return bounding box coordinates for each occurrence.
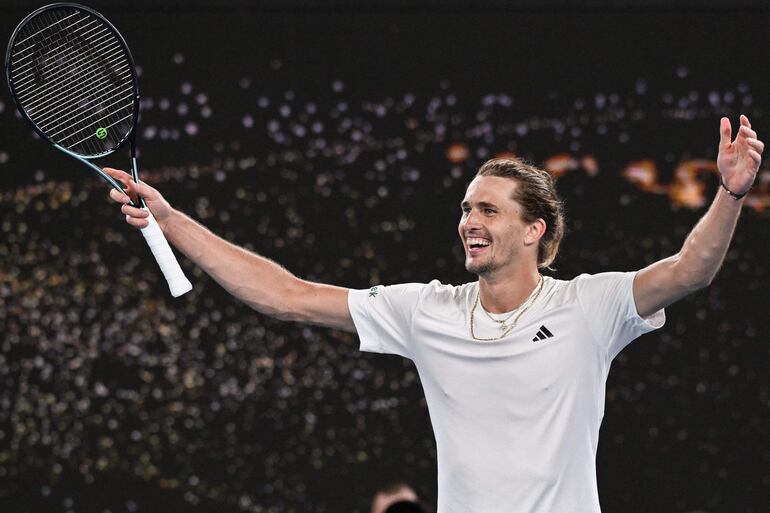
[484,208,495,214]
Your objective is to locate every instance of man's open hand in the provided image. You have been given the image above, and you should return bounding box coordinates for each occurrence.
[717,115,764,196]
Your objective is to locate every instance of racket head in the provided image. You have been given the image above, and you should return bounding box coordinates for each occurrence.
[5,3,139,159]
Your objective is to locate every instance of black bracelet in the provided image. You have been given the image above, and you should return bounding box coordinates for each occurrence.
[719,175,750,200]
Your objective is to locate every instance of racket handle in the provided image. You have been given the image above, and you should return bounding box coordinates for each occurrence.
[139,209,193,297]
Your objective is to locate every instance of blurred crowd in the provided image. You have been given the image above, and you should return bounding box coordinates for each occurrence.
[0,40,768,513]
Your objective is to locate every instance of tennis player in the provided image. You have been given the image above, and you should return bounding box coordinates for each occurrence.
[107,115,762,512]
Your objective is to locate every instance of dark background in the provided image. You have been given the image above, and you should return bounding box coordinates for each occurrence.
[0,1,768,513]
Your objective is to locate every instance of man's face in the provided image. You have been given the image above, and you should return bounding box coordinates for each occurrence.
[458,175,532,277]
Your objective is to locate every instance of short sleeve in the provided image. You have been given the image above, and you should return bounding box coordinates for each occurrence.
[574,271,665,360]
[347,283,426,359]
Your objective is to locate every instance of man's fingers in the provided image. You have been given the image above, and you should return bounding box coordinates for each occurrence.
[719,117,732,148]
[119,200,150,229]
[125,215,150,229]
[104,168,146,204]
[121,203,149,218]
[105,172,156,228]
[103,168,139,204]
[748,149,762,164]
[128,179,156,200]
[739,125,757,139]
[109,188,130,204]
[102,168,157,200]
[746,137,764,153]
[740,114,751,128]
[103,167,133,185]
[105,172,164,217]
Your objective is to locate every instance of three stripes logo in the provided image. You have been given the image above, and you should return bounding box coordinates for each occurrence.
[532,325,554,342]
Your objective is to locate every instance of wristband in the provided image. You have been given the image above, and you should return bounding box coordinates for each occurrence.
[719,175,749,200]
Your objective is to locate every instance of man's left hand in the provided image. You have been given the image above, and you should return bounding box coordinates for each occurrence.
[717,114,764,195]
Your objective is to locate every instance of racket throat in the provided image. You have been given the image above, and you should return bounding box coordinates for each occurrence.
[130,146,146,209]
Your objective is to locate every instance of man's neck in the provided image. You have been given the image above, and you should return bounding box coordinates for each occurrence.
[478,265,541,314]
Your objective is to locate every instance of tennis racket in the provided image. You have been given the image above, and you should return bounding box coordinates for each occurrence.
[5,3,192,298]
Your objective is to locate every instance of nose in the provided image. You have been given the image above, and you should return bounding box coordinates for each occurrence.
[461,208,482,227]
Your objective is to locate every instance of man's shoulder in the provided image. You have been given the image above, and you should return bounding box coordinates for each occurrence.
[548,271,636,287]
[416,279,476,308]
[541,271,637,310]
[565,271,637,291]
[539,273,620,309]
[363,280,472,304]
[424,278,476,293]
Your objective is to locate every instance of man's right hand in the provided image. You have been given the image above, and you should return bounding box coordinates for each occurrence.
[104,167,174,231]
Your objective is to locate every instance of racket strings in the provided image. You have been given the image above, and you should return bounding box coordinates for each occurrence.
[12,12,106,97]
[23,64,132,135]
[40,76,134,138]
[14,24,119,97]
[30,52,132,126]
[18,44,128,119]
[9,11,80,58]
[8,6,136,157]
[11,17,102,83]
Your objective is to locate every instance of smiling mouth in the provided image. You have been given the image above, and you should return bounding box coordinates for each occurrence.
[466,237,491,256]
[469,245,489,256]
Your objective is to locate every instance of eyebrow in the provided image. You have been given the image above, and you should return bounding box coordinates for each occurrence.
[460,200,499,209]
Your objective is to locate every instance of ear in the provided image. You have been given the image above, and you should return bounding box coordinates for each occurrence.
[524,218,547,246]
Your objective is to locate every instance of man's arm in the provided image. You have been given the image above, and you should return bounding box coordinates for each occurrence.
[105,168,356,333]
[633,115,763,318]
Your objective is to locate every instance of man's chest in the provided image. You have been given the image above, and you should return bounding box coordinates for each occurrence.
[411,303,607,406]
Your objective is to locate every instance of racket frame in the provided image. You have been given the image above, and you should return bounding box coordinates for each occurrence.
[5,3,192,297]
[5,2,144,208]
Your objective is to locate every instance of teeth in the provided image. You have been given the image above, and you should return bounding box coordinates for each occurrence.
[467,238,490,246]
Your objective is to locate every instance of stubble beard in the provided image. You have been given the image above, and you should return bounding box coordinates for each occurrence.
[466,254,496,277]
[466,244,520,278]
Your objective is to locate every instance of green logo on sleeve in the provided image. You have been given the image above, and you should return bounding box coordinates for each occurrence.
[368,286,379,298]
[95,127,108,140]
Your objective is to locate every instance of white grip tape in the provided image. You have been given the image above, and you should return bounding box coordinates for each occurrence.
[139,209,193,297]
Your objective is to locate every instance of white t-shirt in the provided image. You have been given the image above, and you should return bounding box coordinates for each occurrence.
[348,272,665,513]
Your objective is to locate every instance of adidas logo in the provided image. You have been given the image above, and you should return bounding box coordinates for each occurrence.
[532,325,554,342]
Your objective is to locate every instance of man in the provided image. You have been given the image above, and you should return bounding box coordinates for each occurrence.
[107,116,762,512]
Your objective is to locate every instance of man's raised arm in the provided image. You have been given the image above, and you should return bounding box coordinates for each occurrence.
[105,167,356,333]
[633,115,763,318]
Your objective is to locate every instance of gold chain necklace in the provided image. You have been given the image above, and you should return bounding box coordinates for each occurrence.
[481,296,524,326]
[469,275,544,342]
